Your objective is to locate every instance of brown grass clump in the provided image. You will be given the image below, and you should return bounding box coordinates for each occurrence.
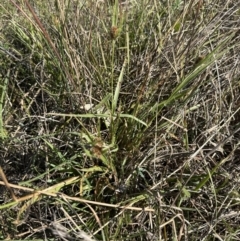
[0,0,240,240]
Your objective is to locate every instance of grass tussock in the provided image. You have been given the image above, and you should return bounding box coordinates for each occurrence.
[0,0,240,240]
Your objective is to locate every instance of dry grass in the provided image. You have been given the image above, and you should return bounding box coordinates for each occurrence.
[0,0,240,240]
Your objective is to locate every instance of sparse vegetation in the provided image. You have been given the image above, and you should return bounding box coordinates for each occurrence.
[0,0,240,240]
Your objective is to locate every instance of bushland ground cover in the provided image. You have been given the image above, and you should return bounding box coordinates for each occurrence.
[0,0,240,240]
